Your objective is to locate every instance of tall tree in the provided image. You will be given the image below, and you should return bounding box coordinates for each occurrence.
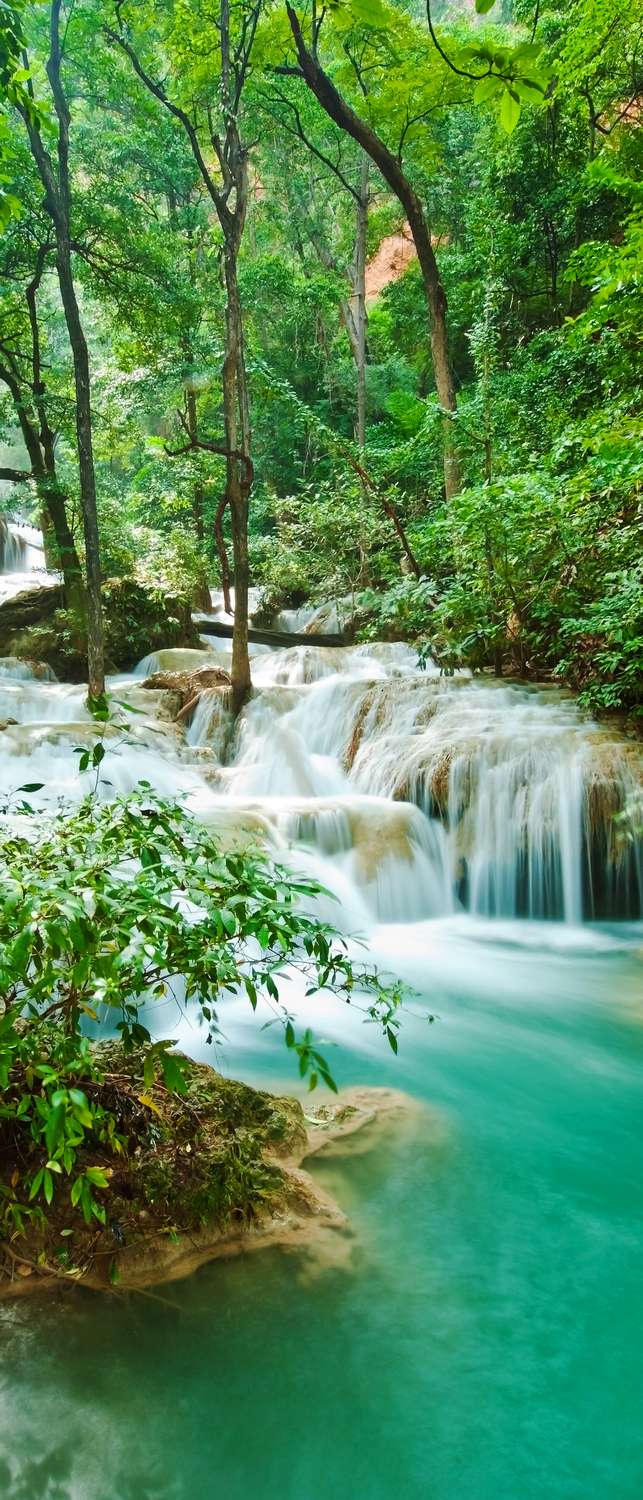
[18,0,106,701]
[107,0,263,708]
[283,2,463,498]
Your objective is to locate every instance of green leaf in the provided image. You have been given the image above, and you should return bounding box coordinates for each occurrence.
[29,1169,44,1201]
[160,1051,188,1095]
[473,75,503,105]
[475,0,497,11]
[44,1101,66,1158]
[85,1167,110,1188]
[513,41,543,62]
[513,77,546,102]
[499,88,521,133]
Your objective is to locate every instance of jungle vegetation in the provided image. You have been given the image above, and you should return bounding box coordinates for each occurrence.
[0,0,640,714]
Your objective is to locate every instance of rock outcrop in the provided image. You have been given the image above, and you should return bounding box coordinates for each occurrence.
[0,1043,420,1298]
[0,577,201,678]
[142,664,232,723]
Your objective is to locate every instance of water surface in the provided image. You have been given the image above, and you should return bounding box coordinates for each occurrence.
[1,922,641,1500]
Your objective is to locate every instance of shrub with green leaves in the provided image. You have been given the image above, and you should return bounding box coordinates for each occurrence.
[0,789,404,1238]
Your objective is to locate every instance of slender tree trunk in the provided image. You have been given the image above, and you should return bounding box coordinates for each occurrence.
[353,156,369,450]
[36,475,84,613]
[21,0,105,700]
[185,388,205,543]
[53,245,105,700]
[286,4,462,498]
[341,157,369,448]
[38,415,84,614]
[214,494,233,614]
[222,243,252,710]
[108,0,255,710]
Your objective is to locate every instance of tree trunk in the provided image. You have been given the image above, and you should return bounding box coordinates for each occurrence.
[186,387,205,543]
[22,0,106,701]
[214,494,233,614]
[286,4,462,498]
[53,244,105,701]
[222,241,252,710]
[353,156,369,450]
[341,156,369,449]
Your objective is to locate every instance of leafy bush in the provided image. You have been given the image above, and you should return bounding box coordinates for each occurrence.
[101,577,200,668]
[0,788,404,1239]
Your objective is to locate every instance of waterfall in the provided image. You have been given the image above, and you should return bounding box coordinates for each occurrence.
[0,516,49,607]
[0,518,45,574]
[213,651,642,923]
[1,626,641,926]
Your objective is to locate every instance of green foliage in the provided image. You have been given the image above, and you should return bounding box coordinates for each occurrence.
[0,0,640,714]
[0,788,404,1236]
[100,577,199,670]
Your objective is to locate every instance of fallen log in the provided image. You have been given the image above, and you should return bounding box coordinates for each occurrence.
[198,619,347,648]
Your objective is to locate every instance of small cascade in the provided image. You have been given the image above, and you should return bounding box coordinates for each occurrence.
[275,605,318,633]
[0,657,57,682]
[185,689,233,758]
[1,621,641,926]
[0,517,45,573]
[0,680,89,726]
[227,655,643,923]
[0,517,50,606]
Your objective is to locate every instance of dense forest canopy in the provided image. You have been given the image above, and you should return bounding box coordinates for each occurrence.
[0,0,641,712]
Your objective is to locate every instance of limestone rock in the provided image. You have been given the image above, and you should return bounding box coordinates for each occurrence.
[142,665,232,724]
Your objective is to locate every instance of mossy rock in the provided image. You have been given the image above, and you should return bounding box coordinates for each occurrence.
[0,1046,309,1293]
[0,577,200,679]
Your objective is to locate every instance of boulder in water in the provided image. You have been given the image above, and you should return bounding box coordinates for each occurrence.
[142,665,232,725]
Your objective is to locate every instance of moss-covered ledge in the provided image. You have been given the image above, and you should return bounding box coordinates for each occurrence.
[0,577,200,679]
[0,1045,415,1298]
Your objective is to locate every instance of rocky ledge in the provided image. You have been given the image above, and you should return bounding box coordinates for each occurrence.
[0,1046,419,1299]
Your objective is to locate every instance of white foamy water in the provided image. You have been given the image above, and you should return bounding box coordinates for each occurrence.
[0,616,641,925]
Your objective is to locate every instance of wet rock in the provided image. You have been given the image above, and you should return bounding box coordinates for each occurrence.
[142,665,232,725]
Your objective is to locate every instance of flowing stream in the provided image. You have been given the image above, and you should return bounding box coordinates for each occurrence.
[0,574,642,1500]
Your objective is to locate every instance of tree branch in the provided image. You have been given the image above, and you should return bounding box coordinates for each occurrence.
[256,88,360,200]
[164,435,254,484]
[103,23,225,219]
[0,467,33,483]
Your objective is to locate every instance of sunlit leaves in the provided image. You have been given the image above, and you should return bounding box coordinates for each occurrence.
[499,87,520,135]
[458,38,551,134]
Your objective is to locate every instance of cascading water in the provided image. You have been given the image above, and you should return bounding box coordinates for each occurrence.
[1,629,640,927]
[0,516,49,606]
[185,643,641,924]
